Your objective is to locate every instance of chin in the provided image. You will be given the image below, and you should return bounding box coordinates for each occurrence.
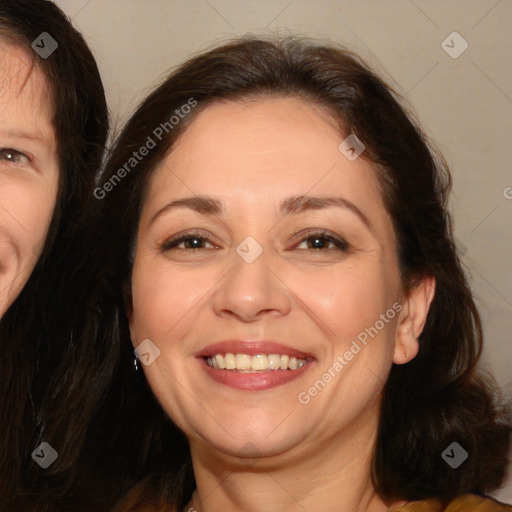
[198,430,305,466]
[185,410,309,461]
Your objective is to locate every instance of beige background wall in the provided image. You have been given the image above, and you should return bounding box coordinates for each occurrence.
[54,0,512,499]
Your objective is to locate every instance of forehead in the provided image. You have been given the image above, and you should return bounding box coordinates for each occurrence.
[0,41,54,136]
[173,96,342,158]
[149,97,382,208]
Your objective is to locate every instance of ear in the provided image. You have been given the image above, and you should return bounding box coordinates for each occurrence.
[393,276,436,365]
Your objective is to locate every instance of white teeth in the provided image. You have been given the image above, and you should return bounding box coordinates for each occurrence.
[251,354,268,370]
[225,353,236,369]
[268,354,281,369]
[235,353,252,370]
[205,353,308,371]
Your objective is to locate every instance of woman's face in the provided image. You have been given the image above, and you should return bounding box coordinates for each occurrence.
[0,43,59,317]
[130,97,412,462]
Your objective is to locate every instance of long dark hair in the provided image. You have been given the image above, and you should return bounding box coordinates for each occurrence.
[94,37,511,510]
[0,0,109,509]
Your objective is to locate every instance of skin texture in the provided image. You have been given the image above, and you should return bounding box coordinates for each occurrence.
[129,97,435,512]
[0,42,58,318]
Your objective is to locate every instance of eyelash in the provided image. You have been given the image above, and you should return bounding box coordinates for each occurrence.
[295,230,350,251]
[0,147,31,166]
[160,229,350,252]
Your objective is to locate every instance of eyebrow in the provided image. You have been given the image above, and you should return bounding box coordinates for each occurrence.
[150,194,374,232]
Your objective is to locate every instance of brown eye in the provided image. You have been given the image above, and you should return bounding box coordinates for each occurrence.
[0,148,30,166]
[295,230,350,251]
[161,232,216,251]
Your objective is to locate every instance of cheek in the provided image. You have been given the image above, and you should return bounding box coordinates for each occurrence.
[22,188,56,237]
[0,180,56,256]
[130,260,215,344]
[0,178,57,314]
[288,260,396,346]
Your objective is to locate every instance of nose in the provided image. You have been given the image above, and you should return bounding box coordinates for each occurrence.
[212,244,292,323]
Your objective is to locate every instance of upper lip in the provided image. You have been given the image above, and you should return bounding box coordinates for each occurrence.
[195,340,313,359]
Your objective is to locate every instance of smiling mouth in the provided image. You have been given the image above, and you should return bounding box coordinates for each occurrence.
[205,353,309,372]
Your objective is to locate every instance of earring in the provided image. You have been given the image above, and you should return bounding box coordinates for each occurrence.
[133,356,139,372]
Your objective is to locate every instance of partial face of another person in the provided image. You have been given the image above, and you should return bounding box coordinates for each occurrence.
[0,42,59,317]
[130,97,424,463]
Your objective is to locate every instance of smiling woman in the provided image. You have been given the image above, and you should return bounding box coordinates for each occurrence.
[0,33,58,317]
[92,37,512,512]
[0,0,108,510]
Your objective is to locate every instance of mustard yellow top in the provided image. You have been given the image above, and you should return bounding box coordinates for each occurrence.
[113,487,512,512]
[393,494,512,512]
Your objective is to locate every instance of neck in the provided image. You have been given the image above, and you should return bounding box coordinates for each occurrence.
[187,399,398,512]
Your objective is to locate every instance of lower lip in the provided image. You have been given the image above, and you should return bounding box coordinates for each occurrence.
[198,358,312,391]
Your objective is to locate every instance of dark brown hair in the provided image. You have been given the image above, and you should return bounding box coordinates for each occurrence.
[94,36,511,510]
[0,0,108,510]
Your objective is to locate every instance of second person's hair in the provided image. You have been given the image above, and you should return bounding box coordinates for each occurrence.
[93,36,511,510]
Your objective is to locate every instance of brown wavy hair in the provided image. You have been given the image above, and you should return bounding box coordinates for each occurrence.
[92,36,512,510]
